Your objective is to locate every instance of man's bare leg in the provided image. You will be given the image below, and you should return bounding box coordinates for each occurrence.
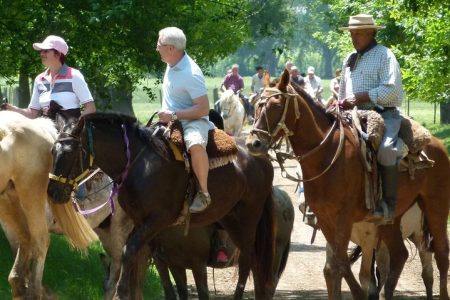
[189,145,211,213]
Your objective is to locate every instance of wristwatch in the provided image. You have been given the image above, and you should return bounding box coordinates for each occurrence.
[171,111,178,121]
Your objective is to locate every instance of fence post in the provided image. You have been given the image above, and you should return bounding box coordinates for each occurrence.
[213,88,219,102]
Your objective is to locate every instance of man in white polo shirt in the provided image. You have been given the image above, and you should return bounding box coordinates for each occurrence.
[157,27,212,213]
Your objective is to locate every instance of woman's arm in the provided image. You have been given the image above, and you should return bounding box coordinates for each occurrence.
[3,104,40,118]
[81,101,96,115]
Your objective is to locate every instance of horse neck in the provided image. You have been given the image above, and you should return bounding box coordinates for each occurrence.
[288,96,333,157]
[84,122,145,180]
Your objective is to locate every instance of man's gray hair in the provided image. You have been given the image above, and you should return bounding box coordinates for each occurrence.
[158,27,186,50]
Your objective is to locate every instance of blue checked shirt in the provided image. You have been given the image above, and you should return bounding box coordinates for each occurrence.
[339,44,404,110]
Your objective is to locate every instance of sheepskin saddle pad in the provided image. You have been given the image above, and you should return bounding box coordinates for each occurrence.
[169,120,238,169]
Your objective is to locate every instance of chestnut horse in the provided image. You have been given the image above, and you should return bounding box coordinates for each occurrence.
[246,70,449,300]
[47,112,276,299]
[0,111,98,299]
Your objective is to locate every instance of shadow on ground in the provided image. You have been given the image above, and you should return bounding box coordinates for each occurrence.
[189,287,440,299]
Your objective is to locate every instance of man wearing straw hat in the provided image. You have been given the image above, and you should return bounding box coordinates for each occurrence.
[339,14,404,224]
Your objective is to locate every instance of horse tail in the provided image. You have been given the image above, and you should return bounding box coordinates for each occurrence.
[254,192,275,290]
[276,236,291,279]
[349,245,362,265]
[48,200,98,250]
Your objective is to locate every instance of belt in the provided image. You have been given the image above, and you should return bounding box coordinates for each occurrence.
[373,106,396,113]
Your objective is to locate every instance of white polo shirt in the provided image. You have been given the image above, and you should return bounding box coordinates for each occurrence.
[161,52,208,121]
[29,64,93,110]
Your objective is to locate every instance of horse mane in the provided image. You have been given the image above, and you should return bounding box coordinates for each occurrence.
[77,112,171,160]
[288,82,335,123]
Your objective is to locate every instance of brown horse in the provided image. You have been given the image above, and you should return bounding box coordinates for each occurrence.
[47,112,277,299]
[0,111,98,299]
[246,70,450,300]
[154,186,294,300]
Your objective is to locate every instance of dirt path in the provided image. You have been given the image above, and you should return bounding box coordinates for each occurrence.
[186,159,447,299]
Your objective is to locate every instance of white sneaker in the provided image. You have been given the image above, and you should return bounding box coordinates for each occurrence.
[189,191,211,213]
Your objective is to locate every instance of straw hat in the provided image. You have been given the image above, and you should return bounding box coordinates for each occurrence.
[340,14,384,31]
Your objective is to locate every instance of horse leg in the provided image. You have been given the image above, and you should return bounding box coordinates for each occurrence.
[324,242,342,299]
[115,217,169,299]
[421,197,449,300]
[374,242,390,300]
[170,266,188,300]
[350,222,379,298]
[97,206,133,300]
[409,233,434,300]
[323,220,365,300]
[378,223,408,300]
[359,243,377,297]
[0,191,32,298]
[18,188,50,299]
[191,264,209,300]
[153,255,177,300]
[234,251,251,300]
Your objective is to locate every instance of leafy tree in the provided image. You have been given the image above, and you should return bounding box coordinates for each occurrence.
[0,0,251,114]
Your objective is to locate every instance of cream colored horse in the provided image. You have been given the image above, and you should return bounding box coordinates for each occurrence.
[217,89,246,136]
[0,111,97,299]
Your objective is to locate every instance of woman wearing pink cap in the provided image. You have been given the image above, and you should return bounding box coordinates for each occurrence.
[3,35,96,119]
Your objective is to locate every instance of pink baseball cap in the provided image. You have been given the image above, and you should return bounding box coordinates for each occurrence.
[33,35,69,55]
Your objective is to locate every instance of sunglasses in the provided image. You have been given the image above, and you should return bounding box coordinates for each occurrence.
[39,49,55,53]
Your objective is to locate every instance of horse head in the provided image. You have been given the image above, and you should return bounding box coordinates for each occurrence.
[48,116,88,203]
[218,89,239,120]
[246,69,300,155]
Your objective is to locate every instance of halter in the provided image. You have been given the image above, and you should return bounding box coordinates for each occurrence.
[49,122,144,215]
[220,93,239,117]
[49,128,95,191]
[251,87,345,182]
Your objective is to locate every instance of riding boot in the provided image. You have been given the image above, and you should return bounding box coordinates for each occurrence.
[374,165,398,224]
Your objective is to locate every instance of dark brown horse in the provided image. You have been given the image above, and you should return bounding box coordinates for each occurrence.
[47,112,276,299]
[155,186,294,300]
[246,70,449,300]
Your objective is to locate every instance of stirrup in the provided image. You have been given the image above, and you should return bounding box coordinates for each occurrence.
[365,201,394,225]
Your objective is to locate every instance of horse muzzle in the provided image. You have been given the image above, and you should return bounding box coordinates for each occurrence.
[245,133,270,156]
[47,180,73,204]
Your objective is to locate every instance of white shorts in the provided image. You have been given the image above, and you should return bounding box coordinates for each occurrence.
[181,119,210,150]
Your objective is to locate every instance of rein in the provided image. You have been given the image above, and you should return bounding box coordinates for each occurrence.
[50,122,145,215]
[252,88,345,182]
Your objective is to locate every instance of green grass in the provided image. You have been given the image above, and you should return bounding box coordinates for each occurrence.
[0,230,163,299]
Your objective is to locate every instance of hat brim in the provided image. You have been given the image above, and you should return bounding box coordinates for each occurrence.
[32,42,53,51]
[340,25,384,31]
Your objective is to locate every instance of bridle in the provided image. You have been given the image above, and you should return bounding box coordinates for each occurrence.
[49,122,145,214]
[251,87,301,147]
[250,87,345,182]
[49,128,95,192]
[220,94,239,117]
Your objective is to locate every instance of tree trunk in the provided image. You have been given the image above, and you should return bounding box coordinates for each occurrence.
[440,99,450,124]
[18,71,31,108]
[322,45,334,79]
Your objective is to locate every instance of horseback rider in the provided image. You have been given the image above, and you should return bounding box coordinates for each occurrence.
[1,35,96,118]
[339,14,404,224]
[222,64,254,123]
[156,27,212,213]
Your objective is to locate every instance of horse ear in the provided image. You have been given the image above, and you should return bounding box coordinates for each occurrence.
[277,69,290,92]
